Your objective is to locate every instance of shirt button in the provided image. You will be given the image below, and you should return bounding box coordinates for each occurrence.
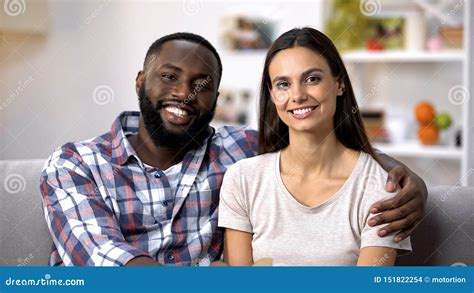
[154,172,161,178]
[168,254,174,261]
[162,200,168,207]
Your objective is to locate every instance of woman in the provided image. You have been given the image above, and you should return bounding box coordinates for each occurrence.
[217,27,411,266]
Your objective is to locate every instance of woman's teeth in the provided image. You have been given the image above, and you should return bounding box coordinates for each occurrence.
[165,106,189,117]
[291,106,316,115]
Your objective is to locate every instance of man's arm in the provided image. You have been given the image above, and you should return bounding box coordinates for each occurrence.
[370,152,428,242]
[40,145,153,266]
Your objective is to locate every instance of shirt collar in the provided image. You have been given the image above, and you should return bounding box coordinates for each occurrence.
[110,111,141,166]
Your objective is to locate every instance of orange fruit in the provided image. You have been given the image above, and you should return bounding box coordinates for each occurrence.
[415,102,436,125]
[418,125,439,145]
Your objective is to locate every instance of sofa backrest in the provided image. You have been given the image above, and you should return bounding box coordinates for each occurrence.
[396,185,473,266]
[0,159,51,266]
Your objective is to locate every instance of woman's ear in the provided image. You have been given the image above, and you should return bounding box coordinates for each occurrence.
[337,80,345,96]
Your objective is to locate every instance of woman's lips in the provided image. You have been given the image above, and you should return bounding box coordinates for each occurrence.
[288,105,319,119]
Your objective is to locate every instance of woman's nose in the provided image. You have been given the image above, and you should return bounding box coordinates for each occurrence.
[291,84,307,103]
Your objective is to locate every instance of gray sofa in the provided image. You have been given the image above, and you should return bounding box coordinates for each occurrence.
[0,159,472,266]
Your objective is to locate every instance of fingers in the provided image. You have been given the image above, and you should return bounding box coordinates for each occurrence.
[394,220,422,242]
[374,213,416,240]
[385,166,406,192]
[369,201,424,243]
[369,194,422,227]
[370,183,413,214]
[369,202,410,226]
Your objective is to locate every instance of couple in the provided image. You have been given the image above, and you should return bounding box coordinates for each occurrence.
[40,27,425,267]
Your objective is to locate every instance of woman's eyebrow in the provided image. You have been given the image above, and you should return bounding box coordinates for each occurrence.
[272,67,324,83]
[302,67,324,76]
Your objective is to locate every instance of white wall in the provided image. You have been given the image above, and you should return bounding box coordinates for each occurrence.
[0,0,324,160]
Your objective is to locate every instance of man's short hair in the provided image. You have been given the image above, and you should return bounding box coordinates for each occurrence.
[144,32,223,86]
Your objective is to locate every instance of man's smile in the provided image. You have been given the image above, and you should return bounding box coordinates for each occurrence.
[162,105,194,125]
[159,100,197,126]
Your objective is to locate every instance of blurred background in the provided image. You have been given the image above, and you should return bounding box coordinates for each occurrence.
[0,0,473,187]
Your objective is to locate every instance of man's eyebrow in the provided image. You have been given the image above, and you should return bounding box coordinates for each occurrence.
[195,73,214,81]
[158,63,214,81]
[160,63,183,72]
[271,67,324,84]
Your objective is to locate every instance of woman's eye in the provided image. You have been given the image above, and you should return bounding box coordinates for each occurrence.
[305,76,321,83]
[276,81,290,89]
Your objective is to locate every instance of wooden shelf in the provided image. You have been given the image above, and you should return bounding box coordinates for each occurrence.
[373,140,462,160]
[342,50,465,63]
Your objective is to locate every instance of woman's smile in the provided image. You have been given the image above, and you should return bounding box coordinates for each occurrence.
[287,105,320,119]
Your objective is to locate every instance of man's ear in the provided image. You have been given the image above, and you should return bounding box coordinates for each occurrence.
[216,91,220,100]
[337,80,345,96]
[135,70,145,96]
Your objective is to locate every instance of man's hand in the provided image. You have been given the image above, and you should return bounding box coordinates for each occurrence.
[125,256,161,266]
[368,162,428,243]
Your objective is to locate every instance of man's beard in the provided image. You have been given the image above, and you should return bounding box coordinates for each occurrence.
[138,84,216,150]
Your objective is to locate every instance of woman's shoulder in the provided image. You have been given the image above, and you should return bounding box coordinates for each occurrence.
[359,152,390,181]
[226,151,278,176]
[352,152,396,203]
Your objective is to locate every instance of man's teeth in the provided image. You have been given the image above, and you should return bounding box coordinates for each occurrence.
[292,107,314,115]
[165,106,189,117]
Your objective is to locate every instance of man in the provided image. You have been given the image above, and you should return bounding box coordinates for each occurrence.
[40,32,426,266]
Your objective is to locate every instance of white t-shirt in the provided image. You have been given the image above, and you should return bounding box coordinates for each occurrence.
[218,151,411,266]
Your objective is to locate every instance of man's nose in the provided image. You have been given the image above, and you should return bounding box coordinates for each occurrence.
[171,82,191,100]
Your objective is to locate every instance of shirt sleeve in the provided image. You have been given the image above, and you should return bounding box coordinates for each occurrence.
[359,163,412,253]
[217,163,253,233]
[40,144,150,266]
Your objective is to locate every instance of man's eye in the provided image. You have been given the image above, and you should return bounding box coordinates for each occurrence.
[161,73,177,81]
[194,81,211,90]
[305,76,321,83]
[276,81,290,89]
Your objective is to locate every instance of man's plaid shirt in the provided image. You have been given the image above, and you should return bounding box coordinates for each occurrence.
[40,111,257,266]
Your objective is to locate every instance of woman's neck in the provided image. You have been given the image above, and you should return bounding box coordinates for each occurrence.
[281,127,349,178]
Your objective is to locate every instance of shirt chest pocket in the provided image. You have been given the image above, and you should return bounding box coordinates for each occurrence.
[114,186,169,234]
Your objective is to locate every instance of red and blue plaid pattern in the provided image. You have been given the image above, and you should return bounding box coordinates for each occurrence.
[40,111,257,266]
